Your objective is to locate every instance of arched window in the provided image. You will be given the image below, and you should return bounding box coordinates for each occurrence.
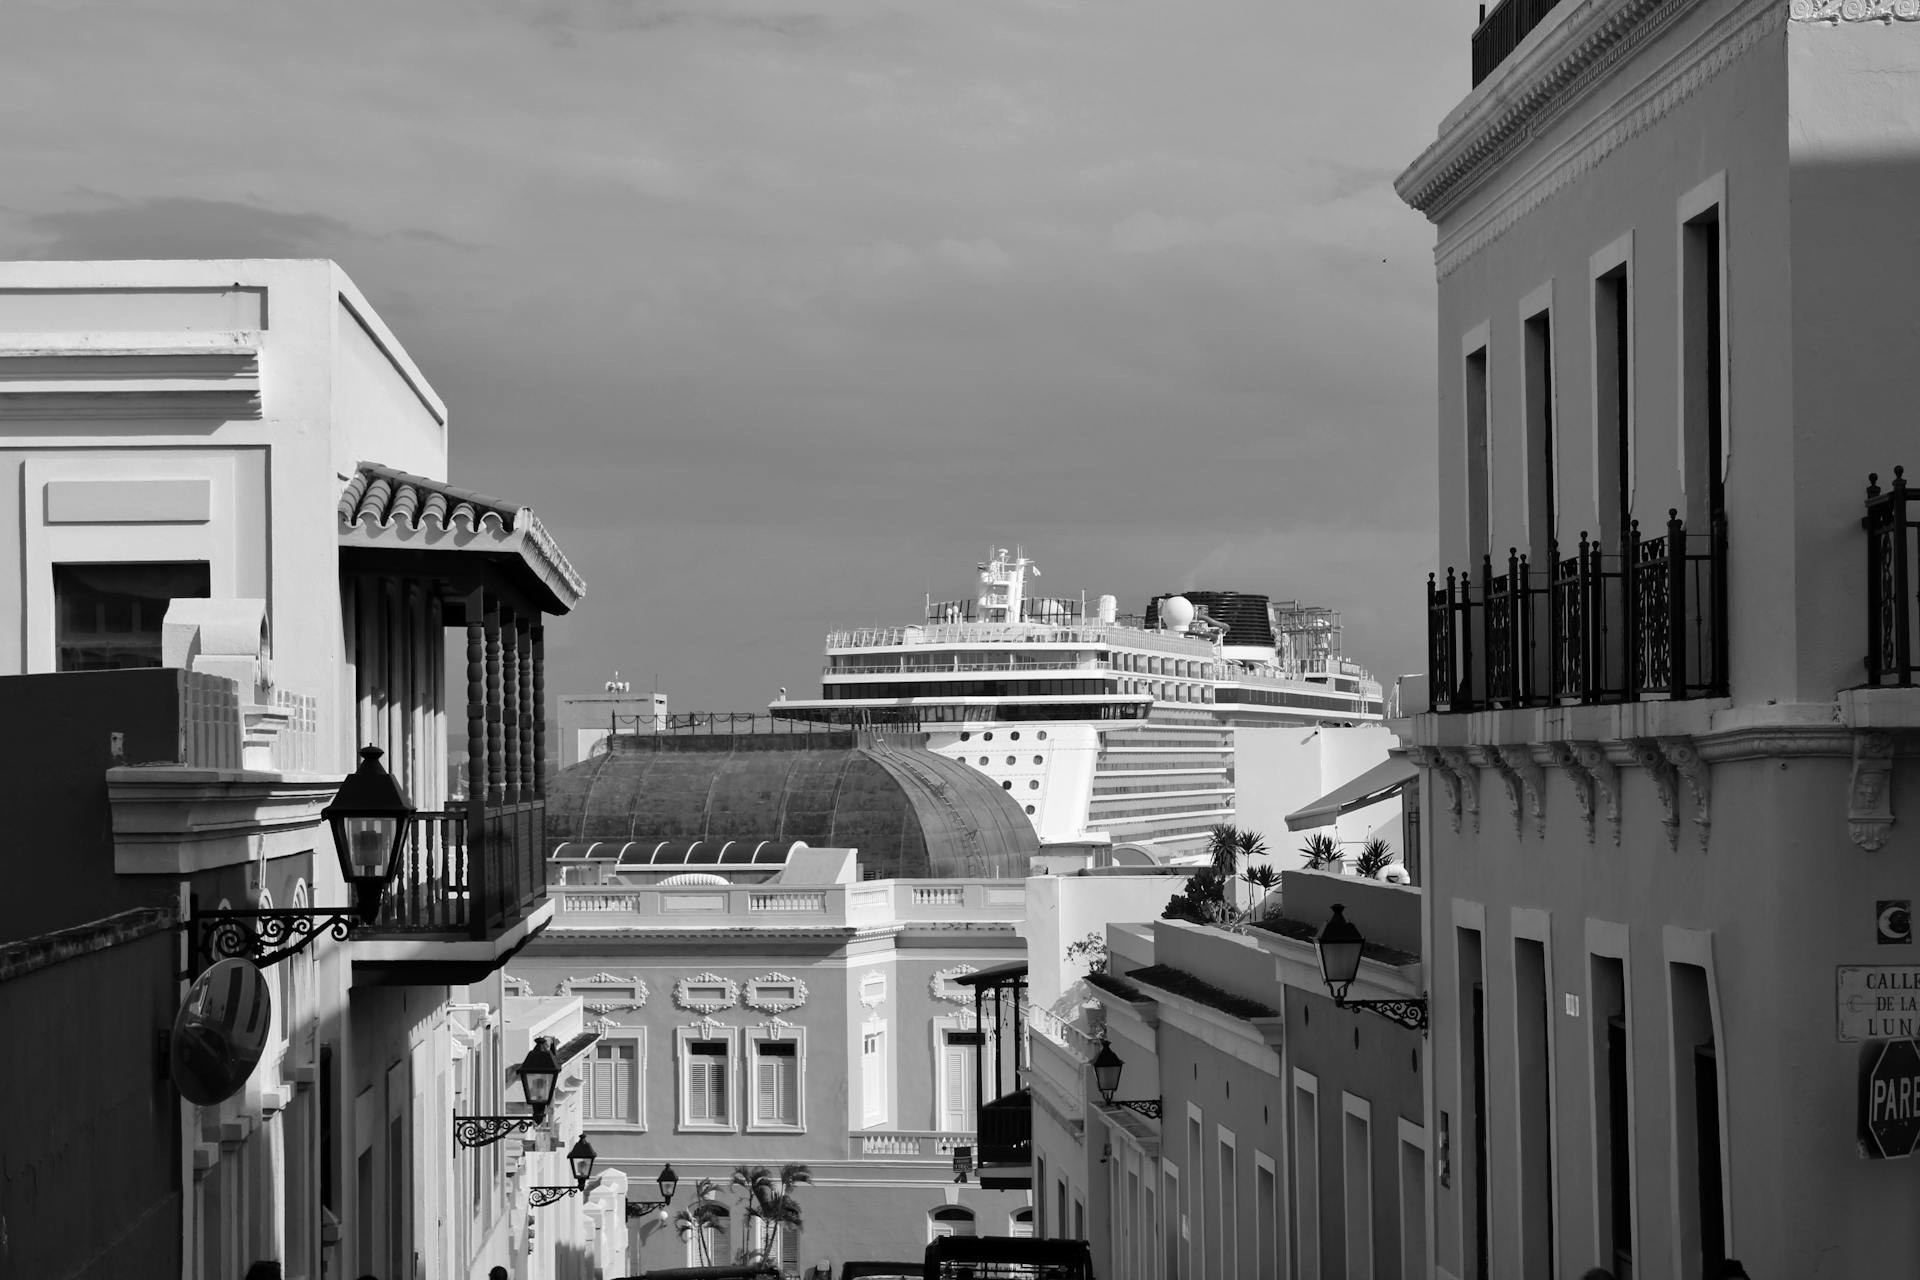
[929,1205,976,1240]
[1010,1206,1035,1239]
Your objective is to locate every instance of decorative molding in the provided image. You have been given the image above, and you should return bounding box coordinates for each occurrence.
[672,972,740,1014]
[929,964,980,1004]
[1850,731,1898,851]
[0,331,263,419]
[684,1015,727,1039]
[1408,746,1464,833]
[743,972,810,1014]
[1473,745,1525,837]
[1628,738,1681,851]
[754,1017,798,1039]
[1547,742,1596,842]
[1658,736,1711,854]
[858,970,888,1009]
[1406,0,1782,277]
[558,973,650,1013]
[503,975,533,996]
[1497,744,1547,839]
[1569,741,1622,844]
[1437,747,1481,833]
[1791,0,1920,20]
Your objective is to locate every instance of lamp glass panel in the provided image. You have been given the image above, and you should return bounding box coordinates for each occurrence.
[1318,938,1364,988]
[343,815,399,877]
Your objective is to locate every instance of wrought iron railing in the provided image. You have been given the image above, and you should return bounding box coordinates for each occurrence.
[1471,0,1563,87]
[368,800,547,938]
[1426,511,1726,713]
[1865,468,1920,685]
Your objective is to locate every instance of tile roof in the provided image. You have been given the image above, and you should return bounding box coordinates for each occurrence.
[337,462,585,612]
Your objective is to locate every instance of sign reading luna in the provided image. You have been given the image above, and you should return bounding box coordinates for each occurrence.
[1837,966,1920,1042]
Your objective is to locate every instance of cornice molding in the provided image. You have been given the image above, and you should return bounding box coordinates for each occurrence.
[1403,0,1782,278]
[1790,0,1920,19]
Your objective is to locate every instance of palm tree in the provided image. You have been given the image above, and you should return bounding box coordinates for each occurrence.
[671,1178,726,1266]
[1299,831,1342,871]
[1354,836,1396,879]
[1242,863,1280,910]
[732,1162,812,1268]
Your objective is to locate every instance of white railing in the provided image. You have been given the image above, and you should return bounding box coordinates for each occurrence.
[1023,1003,1100,1063]
[826,622,1217,657]
[852,1130,977,1160]
[748,891,827,913]
[910,887,965,907]
[550,880,1028,931]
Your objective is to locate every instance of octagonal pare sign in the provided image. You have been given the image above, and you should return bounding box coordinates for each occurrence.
[1860,1038,1920,1160]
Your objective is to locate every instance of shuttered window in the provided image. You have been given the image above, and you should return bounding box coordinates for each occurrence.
[861,1031,887,1127]
[941,1031,978,1131]
[685,1040,729,1124]
[755,1042,799,1126]
[586,1041,638,1124]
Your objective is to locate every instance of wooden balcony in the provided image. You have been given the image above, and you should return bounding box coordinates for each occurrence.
[353,798,552,984]
[977,1089,1032,1168]
[1427,511,1727,714]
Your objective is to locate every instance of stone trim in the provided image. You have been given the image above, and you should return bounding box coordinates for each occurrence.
[0,906,175,984]
[1791,0,1920,20]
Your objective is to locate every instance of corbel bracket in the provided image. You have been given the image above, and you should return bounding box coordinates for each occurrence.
[1658,736,1710,854]
[1569,741,1621,845]
[1850,731,1897,852]
[1407,747,1461,833]
[1546,742,1595,842]
[1628,738,1680,851]
[1436,747,1480,834]
[1496,744,1547,839]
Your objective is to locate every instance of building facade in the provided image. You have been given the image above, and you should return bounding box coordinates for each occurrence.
[0,259,583,1280]
[1398,2,1920,1274]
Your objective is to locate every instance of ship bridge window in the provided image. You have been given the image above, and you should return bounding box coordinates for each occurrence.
[1010,731,1020,740]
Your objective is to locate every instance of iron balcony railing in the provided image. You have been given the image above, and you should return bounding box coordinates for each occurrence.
[1471,0,1563,87]
[1864,468,1920,685]
[1427,510,1727,713]
[368,799,547,939]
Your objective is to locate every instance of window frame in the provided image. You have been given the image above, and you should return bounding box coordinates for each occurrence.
[744,1026,806,1133]
[583,1031,647,1130]
[675,1026,740,1133]
[861,1020,890,1129]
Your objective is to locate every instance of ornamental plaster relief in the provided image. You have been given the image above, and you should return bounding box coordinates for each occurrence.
[672,972,740,1014]
[557,972,651,1013]
[1791,0,1920,19]
[1406,747,1463,832]
[1437,747,1481,833]
[1850,731,1898,850]
[742,972,810,1014]
[1571,741,1624,844]
[1547,742,1598,841]
[1496,744,1548,839]
[1628,738,1682,851]
[1658,737,1712,853]
[929,964,979,1004]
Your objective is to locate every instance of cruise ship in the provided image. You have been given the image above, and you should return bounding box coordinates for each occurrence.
[770,549,1384,862]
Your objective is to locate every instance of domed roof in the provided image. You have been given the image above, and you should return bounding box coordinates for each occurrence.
[545,730,1039,879]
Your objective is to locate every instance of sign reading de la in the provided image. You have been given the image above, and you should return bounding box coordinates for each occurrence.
[1836,966,1920,1042]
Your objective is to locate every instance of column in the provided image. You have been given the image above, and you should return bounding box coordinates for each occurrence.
[485,596,504,806]
[502,611,521,803]
[466,605,485,803]
[532,625,547,798]
[518,616,535,803]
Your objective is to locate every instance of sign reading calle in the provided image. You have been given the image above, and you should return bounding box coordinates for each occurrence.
[1836,966,1920,1042]
[1861,1038,1920,1160]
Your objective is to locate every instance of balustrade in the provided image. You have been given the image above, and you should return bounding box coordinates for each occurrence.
[1426,510,1726,713]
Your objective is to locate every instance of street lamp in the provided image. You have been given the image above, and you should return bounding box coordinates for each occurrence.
[1314,903,1429,1033]
[184,746,415,974]
[529,1135,599,1207]
[625,1163,681,1217]
[453,1038,565,1149]
[1090,1040,1162,1120]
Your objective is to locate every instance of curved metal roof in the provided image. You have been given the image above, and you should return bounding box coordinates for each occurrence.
[545,733,1038,878]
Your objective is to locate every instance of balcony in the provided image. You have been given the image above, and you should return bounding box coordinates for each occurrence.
[977,1089,1032,1168]
[1470,0,1563,87]
[352,799,552,984]
[547,878,1028,934]
[848,1130,975,1162]
[1863,469,1920,686]
[1426,511,1727,714]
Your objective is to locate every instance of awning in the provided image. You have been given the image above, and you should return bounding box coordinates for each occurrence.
[953,961,1028,989]
[1284,754,1417,831]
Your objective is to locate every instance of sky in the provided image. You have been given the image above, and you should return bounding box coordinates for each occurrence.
[0,0,1467,708]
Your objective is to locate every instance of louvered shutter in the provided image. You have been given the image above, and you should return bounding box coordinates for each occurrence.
[757,1051,777,1123]
[688,1046,709,1121]
[611,1044,634,1123]
[707,1057,728,1122]
[779,1050,796,1123]
[942,1040,971,1130]
[591,1045,614,1120]
[862,1033,885,1126]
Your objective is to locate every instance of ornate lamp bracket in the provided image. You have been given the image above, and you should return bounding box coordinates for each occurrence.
[528,1186,582,1208]
[626,1198,672,1218]
[182,904,361,979]
[453,1114,536,1150]
[1104,1098,1163,1121]
[1335,995,1430,1034]
[1850,731,1898,851]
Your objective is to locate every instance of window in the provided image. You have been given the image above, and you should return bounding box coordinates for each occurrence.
[1464,342,1491,560]
[1523,301,1557,573]
[862,1029,888,1127]
[1010,1207,1034,1239]
[688,1204,730,1265]
[680,1036,733,1128]
[1217,1129,1238,1280]
[1515,935,1555,1275]
[586,1039,640,1125]
[940,1029,979,1131]
[1671,961,1725,1276]
[1591,953,1634,1276]
[1293,1074,1319,1280]
[1186,1111,1203,1280]
[1681,198,1726,529]
[1255,1152,1278,1280]
[54,561,209,671]
[930,1206,976,1240]
[1343,1098,1372,1280]
[1457,927,1490,1280]
[752,1040,800,1128]
[1593,256,1633,551]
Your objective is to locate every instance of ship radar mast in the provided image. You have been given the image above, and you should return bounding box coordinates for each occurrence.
[976,546,1039,623]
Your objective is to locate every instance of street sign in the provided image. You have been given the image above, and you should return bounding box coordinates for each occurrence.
[1836,966,1920,1041]
[1861,1038,1920,1160]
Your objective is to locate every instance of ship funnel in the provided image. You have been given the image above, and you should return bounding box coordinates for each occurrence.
[1097,594,1117,625]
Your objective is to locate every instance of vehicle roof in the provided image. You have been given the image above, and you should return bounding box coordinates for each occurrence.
[923,1236,1094,1266]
